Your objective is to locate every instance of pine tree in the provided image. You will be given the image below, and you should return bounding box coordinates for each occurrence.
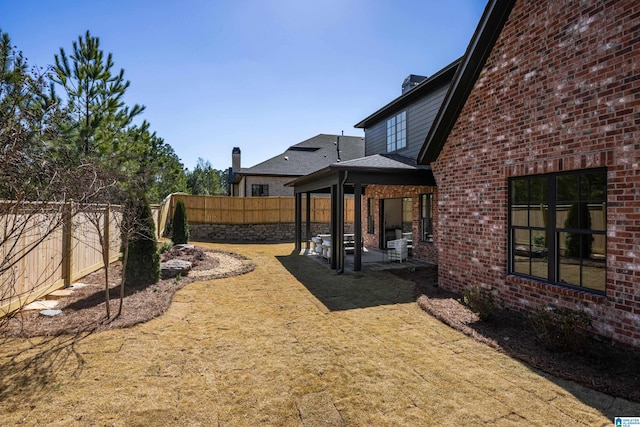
[123,195,160,286]
[171,200,190,245]
[52,30,144,161]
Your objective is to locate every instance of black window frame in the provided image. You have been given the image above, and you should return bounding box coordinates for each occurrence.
[508,168,607,294]
[251,184,269,197]
[386,110,407,152]
[420,193,433,242]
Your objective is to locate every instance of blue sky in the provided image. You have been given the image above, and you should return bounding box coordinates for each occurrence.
[1,0,486,171]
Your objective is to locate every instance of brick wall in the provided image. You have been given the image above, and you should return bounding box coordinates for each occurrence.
[364,185,438,265]
[432,0,640,346]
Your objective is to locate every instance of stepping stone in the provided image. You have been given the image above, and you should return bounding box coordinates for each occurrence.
[23,300,59,311]
[40,309,62,317]
[45,289,74,299]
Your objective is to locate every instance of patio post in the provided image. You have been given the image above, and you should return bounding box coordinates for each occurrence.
[336,172,345,273]
[305,192,311,251]
[330,183,338,269]
[354,183,362,271]
[294,192,302,251]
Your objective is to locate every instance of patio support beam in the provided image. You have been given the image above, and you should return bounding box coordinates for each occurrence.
[294,192,302,252]
[305,192,311,251]
[336,172,345,273]
[353,183,362,271]
[330,184,338,269]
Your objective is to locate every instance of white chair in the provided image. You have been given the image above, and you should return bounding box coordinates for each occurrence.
[386,238,408,262]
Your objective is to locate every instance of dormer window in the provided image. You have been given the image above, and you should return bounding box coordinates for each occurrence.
[386,111,406,152]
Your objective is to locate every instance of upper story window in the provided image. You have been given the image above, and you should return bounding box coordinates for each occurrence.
[508,169,606,293]
[386,111,406,152]
[251,184,268,197]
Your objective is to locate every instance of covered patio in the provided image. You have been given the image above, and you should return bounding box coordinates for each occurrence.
[287,154,435,272]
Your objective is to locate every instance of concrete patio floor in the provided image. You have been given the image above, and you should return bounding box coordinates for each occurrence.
[1,242,637,426]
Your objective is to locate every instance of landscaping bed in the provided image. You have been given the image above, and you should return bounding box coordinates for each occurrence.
[389,265,640,403]
[0,247,254,338]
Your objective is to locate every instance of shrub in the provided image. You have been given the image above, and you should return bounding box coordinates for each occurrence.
[123,196,160,286]
[530,304,591,353]
[158,241,172,254]
[171,199,189,245]
[463,286,496,321]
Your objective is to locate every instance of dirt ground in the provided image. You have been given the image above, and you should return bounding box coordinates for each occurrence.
[0,242,638,425]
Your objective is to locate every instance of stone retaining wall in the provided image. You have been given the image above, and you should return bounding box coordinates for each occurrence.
[189,223,354,243]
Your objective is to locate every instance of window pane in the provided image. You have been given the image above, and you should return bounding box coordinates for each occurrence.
[581,171,606,200]
[513,229,531,275]
[530,177,547,203]
[529,203,547,228]
[589,202,606,231]
[511,205,528,226]
[530,229,548,279]
[583,258,606,292]
[557,174,579,202]
[511,179,528,204]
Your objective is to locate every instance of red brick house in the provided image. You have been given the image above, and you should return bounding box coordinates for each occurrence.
[418,0,640,347]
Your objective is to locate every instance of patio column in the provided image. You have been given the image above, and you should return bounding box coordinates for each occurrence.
[330,184,338,270]
[294,192,302,252]
[305,192,311,251]
[354,183,362,271]
[336,172,345,273]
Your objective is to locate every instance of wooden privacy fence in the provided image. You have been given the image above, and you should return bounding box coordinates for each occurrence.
[0,202,128,316]
[158,194,355,233]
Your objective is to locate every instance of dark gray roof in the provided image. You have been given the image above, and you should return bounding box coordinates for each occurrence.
[237,134,364,177]
[285,153,432,191]
[333,153,425,171]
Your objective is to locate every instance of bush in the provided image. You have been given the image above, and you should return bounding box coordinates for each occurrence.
[158,241,172,254]
[171,199,189,245]
[123,196,160,286]
[463,286,496,321]
[530,304,591,353]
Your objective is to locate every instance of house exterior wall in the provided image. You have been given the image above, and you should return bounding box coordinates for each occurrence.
[365,83,449,160]
[239,175,296,197]
[363,184,438,265]
[431,0,640,346]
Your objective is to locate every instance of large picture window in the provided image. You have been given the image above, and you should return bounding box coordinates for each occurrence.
[509,169,606,293]
[386,111,406,152]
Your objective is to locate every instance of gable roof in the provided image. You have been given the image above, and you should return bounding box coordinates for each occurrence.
[417,0,517,164]
[237,134,364,177]
[354,58,460,129]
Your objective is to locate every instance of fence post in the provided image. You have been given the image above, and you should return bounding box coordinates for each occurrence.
[61,200,74,287]
[104,203,110,265]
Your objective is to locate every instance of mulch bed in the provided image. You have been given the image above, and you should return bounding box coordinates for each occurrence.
[389,265,640,403]
[0,247,254,338]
